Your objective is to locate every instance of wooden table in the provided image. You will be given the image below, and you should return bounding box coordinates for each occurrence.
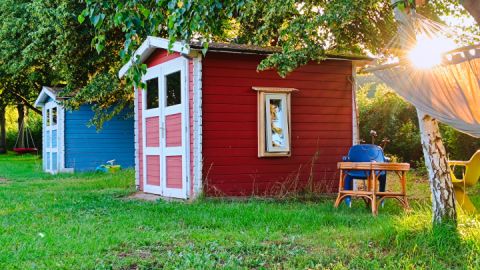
[334,162,410,215]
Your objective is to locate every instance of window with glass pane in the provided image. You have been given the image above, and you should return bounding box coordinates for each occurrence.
[46,109,50,126]
[166,71,181,106]
[253,86,297,157]
[52,107,57,125]
[146,78,159,109]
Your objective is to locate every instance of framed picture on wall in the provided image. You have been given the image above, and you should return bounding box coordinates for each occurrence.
[253,87,297,157]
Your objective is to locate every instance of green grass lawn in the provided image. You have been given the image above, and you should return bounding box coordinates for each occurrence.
[0,154,479,269]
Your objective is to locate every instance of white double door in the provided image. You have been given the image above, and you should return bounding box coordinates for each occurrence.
[142,57,189,198]
[44,101,59,173]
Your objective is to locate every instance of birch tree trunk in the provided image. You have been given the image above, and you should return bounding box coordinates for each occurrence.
[417,110,457,224]
[391,0,457,224]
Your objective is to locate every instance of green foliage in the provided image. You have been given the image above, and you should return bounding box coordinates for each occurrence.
[0,0,50,110]
[2,0,478,129]
[80,0,245,87]
[63,72,134,130]
[80,0,476,86]
[357,81,422,164]
[0,0,132,128]
[81,0,397,80]
[0,154,478,268]
[441,124,480,161]
[248,0,395,76]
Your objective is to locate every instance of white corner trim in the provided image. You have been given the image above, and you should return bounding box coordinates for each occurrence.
[58,106,73,173]
[352,63,360,145]
[58,105,66,172]
[42,106,46,171]
[183,56,191,199]
[193,54,203,197]
[118,36,190,78]
[134,86,140,189]
[34,87,58,108]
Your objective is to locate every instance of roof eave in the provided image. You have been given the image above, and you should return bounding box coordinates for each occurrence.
[118,36,190,78]
[118,36,374,78]
[34,87,58,108]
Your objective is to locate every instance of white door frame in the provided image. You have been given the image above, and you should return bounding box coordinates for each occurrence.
[142,68,162,195]
[142,57,189,198]
[161,58,189,198]
[44,101,60,173]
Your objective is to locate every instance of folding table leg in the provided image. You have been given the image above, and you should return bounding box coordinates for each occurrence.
[334,170,344,208]
[371,169,378,215]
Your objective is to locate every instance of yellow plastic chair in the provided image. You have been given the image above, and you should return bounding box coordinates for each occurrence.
[448,150,480,214]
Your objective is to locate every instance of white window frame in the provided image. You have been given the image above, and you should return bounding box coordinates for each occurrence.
[265,93,290,153]
[142,67,162,195]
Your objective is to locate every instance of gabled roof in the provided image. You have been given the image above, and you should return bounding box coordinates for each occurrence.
[118,37,190,78]
[119,36,373,78]
[34,86,64,107]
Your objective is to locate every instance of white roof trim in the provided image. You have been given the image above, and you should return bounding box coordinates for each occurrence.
[118,36,190,78]
[34,86,58,107]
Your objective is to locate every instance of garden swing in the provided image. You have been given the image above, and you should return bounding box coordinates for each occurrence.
[13,115,38,154]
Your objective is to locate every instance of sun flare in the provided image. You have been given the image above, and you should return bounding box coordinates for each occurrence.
[407,33,456,69]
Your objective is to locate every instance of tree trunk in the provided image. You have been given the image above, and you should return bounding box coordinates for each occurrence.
[417,110,457,224]
[6,89,42,115]
[17,104,25,149]
[461,0,480,26]
[391,0,457,225]
[0,105,6,154]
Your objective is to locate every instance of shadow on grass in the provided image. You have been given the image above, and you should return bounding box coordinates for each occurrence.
[93,199,480,269]
[371,210,480,269]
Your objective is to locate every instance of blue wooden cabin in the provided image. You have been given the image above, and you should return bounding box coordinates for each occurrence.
[34,86,134,173]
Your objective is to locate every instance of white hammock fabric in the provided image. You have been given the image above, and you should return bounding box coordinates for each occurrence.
[373,48,480,137]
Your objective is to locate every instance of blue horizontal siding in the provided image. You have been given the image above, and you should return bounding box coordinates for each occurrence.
[64,105,134,172]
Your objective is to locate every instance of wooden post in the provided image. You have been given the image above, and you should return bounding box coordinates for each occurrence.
[0,105,6,154]
[16,104,25,149]
[417,110,457,223]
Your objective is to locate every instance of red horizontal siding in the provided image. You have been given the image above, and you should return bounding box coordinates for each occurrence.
[203,122,352,131]
[203,68,351,82]
[146,50,180,68]
[202,53,353,196]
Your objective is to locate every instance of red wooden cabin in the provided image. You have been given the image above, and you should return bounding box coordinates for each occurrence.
[120,37,368,199]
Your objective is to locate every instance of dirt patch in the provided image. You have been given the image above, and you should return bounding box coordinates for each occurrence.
[124,192,187,202]
[125,192,161,202]
[0,178,8,184]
